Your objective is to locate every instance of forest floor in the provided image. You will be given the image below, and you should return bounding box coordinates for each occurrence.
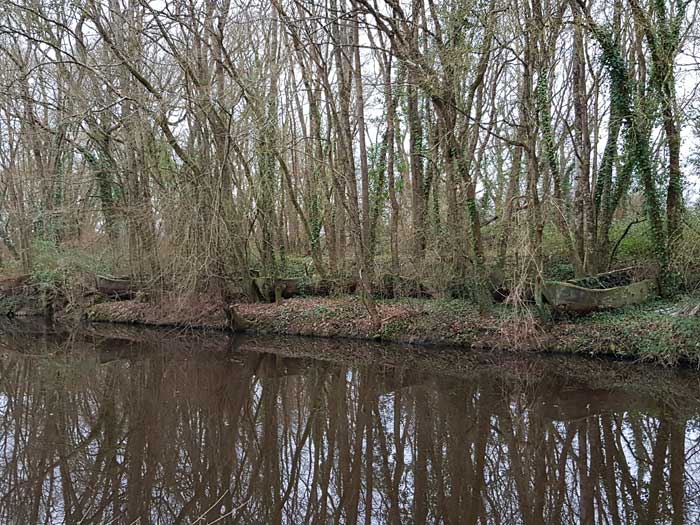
[84,294,700,367]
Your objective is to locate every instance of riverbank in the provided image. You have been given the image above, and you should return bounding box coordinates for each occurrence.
[84,294,700,366]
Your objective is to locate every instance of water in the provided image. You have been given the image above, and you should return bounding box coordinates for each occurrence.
[0,320,698,524]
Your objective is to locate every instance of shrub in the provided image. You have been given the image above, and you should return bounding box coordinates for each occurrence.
[670,211,700,293]
[30,239,115,305]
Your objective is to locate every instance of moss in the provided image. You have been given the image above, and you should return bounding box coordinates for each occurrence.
[379,318,410,339]
[554,297,700,365]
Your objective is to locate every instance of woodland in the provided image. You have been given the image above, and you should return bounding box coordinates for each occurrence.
[0,0,699,326]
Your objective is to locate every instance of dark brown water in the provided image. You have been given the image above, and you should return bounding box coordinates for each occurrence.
[0,321,699,524]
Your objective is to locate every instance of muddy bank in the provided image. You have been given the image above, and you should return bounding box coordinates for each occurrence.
[84,295,700,366]
[85,295,230,329]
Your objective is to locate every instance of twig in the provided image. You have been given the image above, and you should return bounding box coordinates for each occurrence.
[191,490,230,524]
[608,218,646,269]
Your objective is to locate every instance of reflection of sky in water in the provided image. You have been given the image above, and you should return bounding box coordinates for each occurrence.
[0,329,699,523]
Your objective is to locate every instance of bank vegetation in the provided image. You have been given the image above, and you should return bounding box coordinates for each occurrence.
[0,0,699,331]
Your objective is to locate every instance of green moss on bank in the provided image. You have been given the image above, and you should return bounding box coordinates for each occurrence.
[554,297,700,365]
[85,294,700,366]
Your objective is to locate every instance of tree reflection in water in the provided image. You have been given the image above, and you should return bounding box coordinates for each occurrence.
[0,323,698,524]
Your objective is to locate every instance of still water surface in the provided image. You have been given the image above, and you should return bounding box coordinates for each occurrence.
[0,321,699,524]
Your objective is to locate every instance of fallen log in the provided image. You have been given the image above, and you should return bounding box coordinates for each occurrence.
[254,278,300,302]
[298,279,358,297]
[95,275,138,300]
